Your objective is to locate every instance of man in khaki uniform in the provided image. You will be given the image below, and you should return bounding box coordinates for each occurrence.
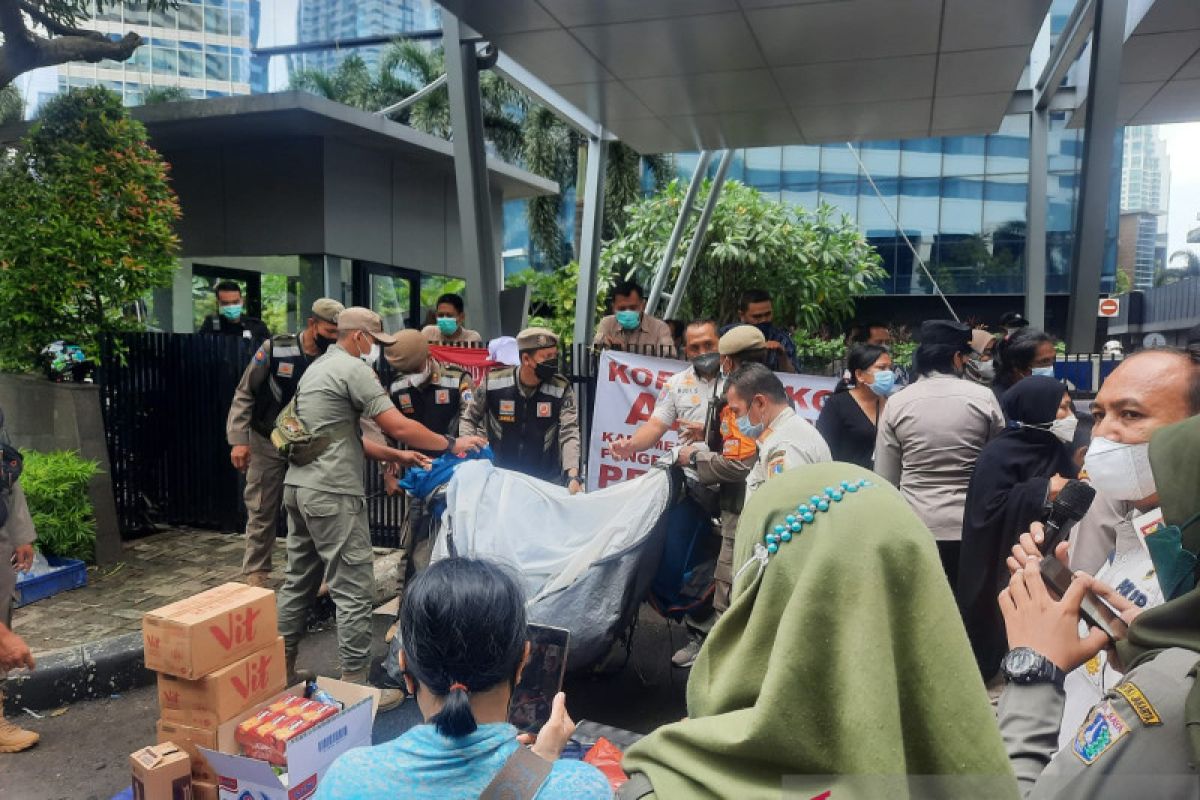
[0,462,38,753]
[594,280,676,356]
[419,292,483,345]
[227,298,343,587]
[277,307,485,705]
[461,327,583,492]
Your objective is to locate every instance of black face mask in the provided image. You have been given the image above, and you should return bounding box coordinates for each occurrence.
[313,333,336,354]
[534,359,559,382]
[691,352,720,379]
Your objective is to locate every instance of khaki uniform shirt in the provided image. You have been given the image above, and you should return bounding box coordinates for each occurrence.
[0,482,36,549]
[746,406,832,498]
[1000,647,1200,799]
[1068,492,1134,574]
[284,344,394,496]
[874,373,1005,541]
[460,372,582,476]
[420,325,483,345]
[594,314,676,356]
[225,335,312,446]
[651,367,719,430]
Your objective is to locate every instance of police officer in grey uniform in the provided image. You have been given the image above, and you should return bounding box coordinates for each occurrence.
[997,412,1200,799]
[0,409,38,753]
[227,298,343,587]
[276,307,485,707]
[461,327,583,492]
[378,330,475,592]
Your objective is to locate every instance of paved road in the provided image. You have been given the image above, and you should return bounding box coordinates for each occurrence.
[3,608,689,800]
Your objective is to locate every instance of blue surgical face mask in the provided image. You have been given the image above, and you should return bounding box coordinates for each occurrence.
[436,317,459,336]
[1031,365,1056,378]
[219,304,243,320]
[736,404,765,439]
[868,369,897,397]
[615,309,641,331]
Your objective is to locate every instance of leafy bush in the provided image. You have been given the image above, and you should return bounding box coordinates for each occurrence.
[506,261,613,345]
[603,180,886,334]
[19,450,100,562]
[0,87,180,371]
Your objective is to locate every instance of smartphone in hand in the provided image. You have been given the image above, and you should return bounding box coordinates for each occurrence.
[1039,556,1128,642]
[508,624,570,734]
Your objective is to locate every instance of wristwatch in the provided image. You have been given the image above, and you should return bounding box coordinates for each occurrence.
[687,450,699,467]
[443,435,457,454]
[1001,647,1066,689]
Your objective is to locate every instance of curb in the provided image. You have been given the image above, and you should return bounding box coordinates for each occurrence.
[4,550,406,714]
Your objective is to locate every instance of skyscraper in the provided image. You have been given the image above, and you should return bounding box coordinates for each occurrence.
[1120,126,1171,288]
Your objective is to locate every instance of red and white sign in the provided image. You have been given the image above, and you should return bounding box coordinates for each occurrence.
[586,350,837,491]
[1098,297,1120,318]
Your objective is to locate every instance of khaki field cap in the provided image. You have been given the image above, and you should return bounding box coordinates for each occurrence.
[719,324,767,356]
[311,298,345,324]
[386,329,429,373]
[337,306,399,345]
[516,327,559,350]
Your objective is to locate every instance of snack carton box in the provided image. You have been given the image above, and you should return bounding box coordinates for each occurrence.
[144,583,277,679]
[199,678,379,800]
[158,637,286,724]
[130,742,193,800]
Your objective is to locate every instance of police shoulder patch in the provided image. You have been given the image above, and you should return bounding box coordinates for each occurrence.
[253,344,269,364]
[1072,703,1130,765]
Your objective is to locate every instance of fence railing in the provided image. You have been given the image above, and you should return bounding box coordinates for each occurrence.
[94,333,1124,543]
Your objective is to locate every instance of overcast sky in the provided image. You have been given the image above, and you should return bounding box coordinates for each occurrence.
[1163,122,1200,260]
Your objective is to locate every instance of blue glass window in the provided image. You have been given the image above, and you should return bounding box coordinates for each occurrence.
[820,145,859,182]
[900,138,942,178]
[941,137,986,177]
[743,148,781,193]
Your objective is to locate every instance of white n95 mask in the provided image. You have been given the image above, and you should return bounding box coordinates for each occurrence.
[1083,436,1156,501]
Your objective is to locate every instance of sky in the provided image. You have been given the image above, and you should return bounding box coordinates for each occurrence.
[1162,122,1200,261]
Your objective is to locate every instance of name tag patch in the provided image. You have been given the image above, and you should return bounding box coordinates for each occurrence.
[1073,703,1129,765]
[537,402,552,418]
[435,389,450,405]
[768,454,787,476]
[499,399,516,422]
[1114,682,1162,726]
[398,393,414,414]
[276,362,294,378]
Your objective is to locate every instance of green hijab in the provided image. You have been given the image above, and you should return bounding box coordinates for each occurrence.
[623,463,1018,799]
[1117,414,1200,766]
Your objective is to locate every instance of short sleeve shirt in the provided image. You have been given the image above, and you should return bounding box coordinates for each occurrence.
[651,366,719,428]
[284,344,394,495]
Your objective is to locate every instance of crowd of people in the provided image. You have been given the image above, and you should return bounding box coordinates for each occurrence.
[4,274,1200,800]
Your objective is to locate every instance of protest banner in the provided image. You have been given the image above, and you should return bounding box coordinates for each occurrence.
[587,350,838,491]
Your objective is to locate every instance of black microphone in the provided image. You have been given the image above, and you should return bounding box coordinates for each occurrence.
[1041,479,1096,553]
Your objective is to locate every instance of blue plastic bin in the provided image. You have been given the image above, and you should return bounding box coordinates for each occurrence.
[14,556,87,607]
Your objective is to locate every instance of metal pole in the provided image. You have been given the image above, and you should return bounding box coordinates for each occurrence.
[1026,107,1049,331]
[646,151,712,316]
[1065,0,1126,353]
[443,12,502,339]
[573,135,608,347]
[665,150,732,321]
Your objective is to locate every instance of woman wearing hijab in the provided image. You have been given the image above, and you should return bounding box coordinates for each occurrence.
[957,376,1078,681]
[991,328,1057,408]
[619,462,1018,800]
[996,413,1200,797]
[965,329,997,386]
[815,344,895,468]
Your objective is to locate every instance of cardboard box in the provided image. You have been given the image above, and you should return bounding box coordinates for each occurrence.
[192,782,218,800]
[199,678,380,800]
[158,637,287,724]
[130,742,193,800]
[157,719,219,785]
[144,583,278,680]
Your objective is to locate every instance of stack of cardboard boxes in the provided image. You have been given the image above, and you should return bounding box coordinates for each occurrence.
[142,583,285,800]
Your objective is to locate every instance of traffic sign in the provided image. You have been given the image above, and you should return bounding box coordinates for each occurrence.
[1098,297,1120,317]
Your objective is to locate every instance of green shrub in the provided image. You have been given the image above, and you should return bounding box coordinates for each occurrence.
[19,450,100,562]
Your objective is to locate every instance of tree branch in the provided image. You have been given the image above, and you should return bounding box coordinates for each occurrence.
[0,9,142,89]
[17,0,91,38]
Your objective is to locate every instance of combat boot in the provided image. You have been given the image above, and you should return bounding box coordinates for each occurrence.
[285,642,314,686]
[0,694,39,753]
[340,669,403,713]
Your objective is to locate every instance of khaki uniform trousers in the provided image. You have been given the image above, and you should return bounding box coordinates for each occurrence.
[277,486,375,674]
[713,510,739,614]
[242,431,288,575]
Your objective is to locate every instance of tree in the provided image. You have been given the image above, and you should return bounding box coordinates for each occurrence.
[0,1,173,88]
[1115,268,1132,295]
[506,261,613,345]
[0,87,180,370]
[0,82,20,124]
[142,85,192,105]
[603,179,886,333]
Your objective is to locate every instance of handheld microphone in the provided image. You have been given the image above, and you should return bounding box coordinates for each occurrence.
[1041,479,1096,554]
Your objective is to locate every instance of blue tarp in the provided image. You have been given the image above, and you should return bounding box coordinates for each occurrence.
[398,446,494,499]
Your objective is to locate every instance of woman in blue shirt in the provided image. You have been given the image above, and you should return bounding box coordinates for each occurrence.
[318,558,611,800]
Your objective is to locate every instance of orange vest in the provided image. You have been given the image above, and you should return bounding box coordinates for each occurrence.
[719,405,758,461]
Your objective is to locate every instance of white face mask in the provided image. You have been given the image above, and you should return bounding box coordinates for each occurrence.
[358,336,380,366]
[975,359,995,380]
[1083,436,1157,501]
[1048,415,1078,445]
[411,360,431,386]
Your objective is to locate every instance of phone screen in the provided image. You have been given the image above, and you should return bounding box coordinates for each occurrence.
[508,624,570,734]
